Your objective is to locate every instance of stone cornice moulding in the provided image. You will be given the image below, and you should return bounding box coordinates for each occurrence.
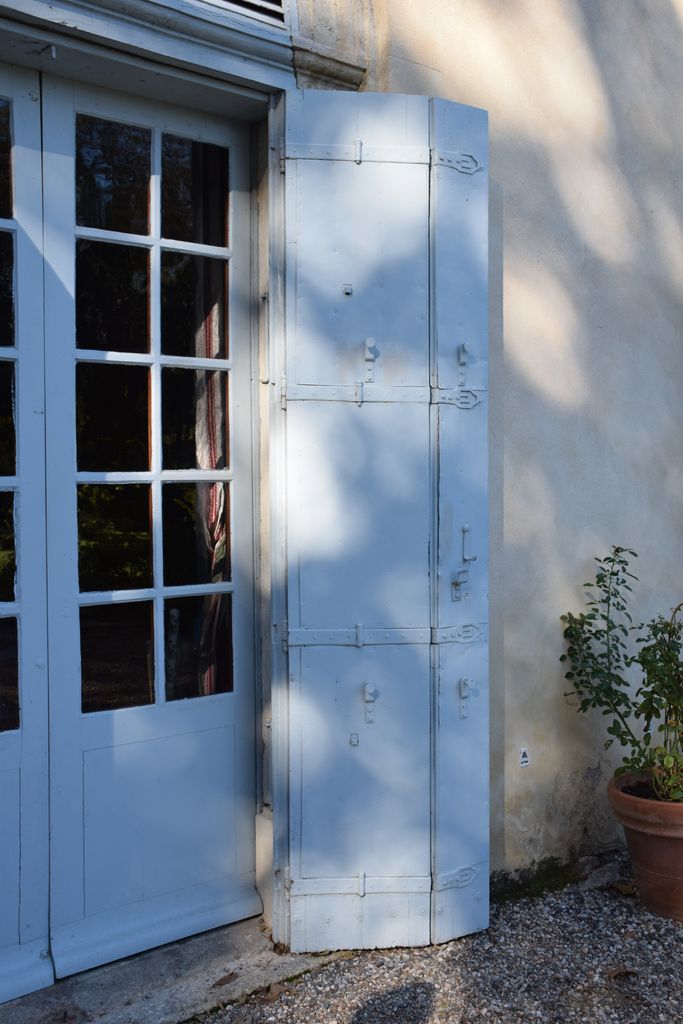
[2,0,296,90]
[291,33,367,90]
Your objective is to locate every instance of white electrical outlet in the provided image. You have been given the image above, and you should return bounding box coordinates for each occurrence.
[519,747,530,767]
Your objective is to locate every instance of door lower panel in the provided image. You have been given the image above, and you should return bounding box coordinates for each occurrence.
[51,877,261,978]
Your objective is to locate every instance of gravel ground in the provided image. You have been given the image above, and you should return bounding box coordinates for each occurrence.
[200,864,682,1024]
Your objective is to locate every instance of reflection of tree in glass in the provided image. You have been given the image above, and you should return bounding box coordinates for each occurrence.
[76,363,149,471]
[0,100,11,219]
[0,361,15,475]
[81,602,154,712]
[76,115,151,234]
[78,484,152,591]
[161,133,229,246]
[76,240,149,353]
[0,231,15,346]
[0,616,19,731]
[161,251,227,359]
[163,482,229,586]
[164,594,232,700]
[0,491,15,601]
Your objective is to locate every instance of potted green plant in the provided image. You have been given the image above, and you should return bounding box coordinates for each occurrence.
[561,546,683,922]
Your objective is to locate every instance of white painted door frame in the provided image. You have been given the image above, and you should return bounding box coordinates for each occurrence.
[0,63,52,1004]
[1,62,267,1002]
[41,75,261,975]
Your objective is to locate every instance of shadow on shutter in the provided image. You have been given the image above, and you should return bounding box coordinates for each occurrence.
[431,98,489,943]
[282,90,488,951]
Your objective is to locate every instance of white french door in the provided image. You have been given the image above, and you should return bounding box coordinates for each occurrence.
[0,64,52,1003]
[1,67,260,999]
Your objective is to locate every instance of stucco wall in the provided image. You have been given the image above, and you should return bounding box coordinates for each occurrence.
[294,0,683,874]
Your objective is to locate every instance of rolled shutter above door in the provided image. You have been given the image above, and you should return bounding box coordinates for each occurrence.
[281,90,488,951]
[216,1,286,22]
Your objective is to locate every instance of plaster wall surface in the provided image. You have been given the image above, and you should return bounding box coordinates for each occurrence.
[295,0,378,60]
[308,0,683,873]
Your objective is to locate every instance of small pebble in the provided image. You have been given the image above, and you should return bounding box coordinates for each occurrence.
[579,861,621,891]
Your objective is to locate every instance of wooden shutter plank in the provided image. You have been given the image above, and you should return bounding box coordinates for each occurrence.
[430,98,489,942]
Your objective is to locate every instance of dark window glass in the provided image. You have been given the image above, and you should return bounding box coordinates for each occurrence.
[162,134,228,246]
[161,252,227,359]
[81,602,154,712]
[78,484,152,591]
[76,240,149,353]
[163,482,229,586]
[0,491,15,601]
[0,361,15,476]
[76,115,151,235]
[0,231,14,347]
[77,363,150,471]
[0,99,11,220]
[165,594,232,701]
[162,368,228,470]
[0,616,19,731]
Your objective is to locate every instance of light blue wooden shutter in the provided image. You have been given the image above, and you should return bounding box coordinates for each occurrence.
[283,90,488,951]
[430,99,489,943]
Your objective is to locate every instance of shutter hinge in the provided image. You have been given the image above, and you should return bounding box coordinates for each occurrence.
[454,390,481,410]
[435,864,480,891]
[287,626,431,647]
[279,136,286,174]
[430,387,482,409]
[430,148,483,175]
[354,137,363,164]
[280,380,287,411]
[458,623,480,642]
[431,623,483,644]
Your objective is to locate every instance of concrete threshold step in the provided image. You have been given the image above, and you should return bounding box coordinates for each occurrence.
[3,917,339,1024]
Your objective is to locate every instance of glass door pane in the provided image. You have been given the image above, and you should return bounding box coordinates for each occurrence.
[73,112,154,715]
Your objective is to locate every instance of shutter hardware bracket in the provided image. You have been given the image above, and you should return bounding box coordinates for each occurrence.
[430,148,482,175]
[430,386,483,409]
[275,620,289,653]
[451,569,469,601]
[364,337,376,383]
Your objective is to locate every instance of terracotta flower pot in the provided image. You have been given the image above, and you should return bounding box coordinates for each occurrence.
[608,773,683,922]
